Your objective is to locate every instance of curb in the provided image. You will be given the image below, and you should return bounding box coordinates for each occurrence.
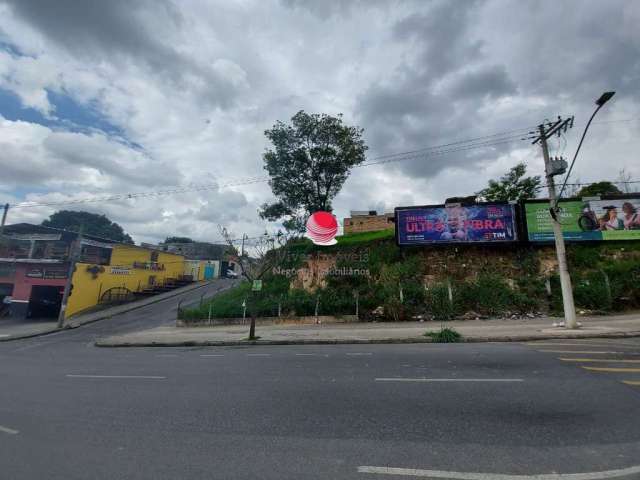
[0,325,61,342]
[0,281,218,342]
[95,330,640,348]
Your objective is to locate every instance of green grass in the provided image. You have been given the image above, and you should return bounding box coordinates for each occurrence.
[426,327,462,343]
[335,229,394,245]
[286,229,394,253]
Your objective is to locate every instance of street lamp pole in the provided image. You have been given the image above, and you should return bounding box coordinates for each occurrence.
[556,92,616,206]
[533,92,615,330]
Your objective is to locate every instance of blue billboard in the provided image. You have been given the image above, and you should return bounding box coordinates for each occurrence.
[395,203,517,245]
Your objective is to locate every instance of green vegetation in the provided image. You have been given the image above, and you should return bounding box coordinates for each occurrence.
[426,327,462,343]
[334,229,394,245]
[181,234,640,322]
[42,210,133,243]
[259,110,367,232]
[476,162,542,202]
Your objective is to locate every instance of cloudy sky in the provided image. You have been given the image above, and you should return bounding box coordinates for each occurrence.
[1,0,638,244]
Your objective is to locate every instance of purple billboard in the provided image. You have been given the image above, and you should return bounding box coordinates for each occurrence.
[395,203,517,245]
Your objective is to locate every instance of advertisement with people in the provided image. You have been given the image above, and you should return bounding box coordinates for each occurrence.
[395,203,517,245]
[525,196,640,242]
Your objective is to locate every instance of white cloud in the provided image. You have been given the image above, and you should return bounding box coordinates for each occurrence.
[0,0,638,243]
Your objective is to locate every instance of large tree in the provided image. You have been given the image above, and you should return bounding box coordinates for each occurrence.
[476,163,542,202]
[259,110,368,231]
[42,210,134,243]
[576,181,622,197]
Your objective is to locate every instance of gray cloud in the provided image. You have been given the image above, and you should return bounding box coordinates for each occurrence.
[1,0,639,241]
[445,65,517,100]
[3,0,245,109]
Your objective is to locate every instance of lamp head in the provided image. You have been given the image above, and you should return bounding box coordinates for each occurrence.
[596,91,615,106]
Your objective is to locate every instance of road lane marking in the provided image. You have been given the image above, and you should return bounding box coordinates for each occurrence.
[200,354,224,357]
[560,358,640,364]
[536,350,640,355]
[295,353,327,356]
[66,375,166,379]
[623,381,640,386]
[375,378,523,383]
[0,425,19,435]
[527,342,637,348]
[582,367,640,373]
[155,354,179,357]
[0,334,10,338]
[347,353,373,356]
[247,353,271,357]
[357,464,640,479]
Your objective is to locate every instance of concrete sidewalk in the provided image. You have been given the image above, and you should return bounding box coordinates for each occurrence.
[0,280,212,342]
[96,312,640,347]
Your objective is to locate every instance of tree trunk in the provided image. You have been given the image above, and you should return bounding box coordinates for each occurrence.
[248,290,257,340]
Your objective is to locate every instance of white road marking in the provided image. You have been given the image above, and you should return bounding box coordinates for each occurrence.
[247,353,271,357]
[0,334,10,338]
[200,354,224,357]
[375,378,523,383]
[296,353,319,356]
[536,350,640,355]
[357,464,640,479]
[155,354,179,357]
[527,342,637,349]
[347,352,373,356]
[66,375,166,379]
[0,424,19,435]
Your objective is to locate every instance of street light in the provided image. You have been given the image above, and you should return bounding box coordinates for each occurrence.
[555,91,616,205]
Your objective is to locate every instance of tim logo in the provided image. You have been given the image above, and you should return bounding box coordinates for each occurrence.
[306,211,338,246]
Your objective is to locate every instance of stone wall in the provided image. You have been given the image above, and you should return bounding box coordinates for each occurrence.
[293,243,562,291]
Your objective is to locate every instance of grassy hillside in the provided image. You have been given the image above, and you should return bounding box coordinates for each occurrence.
[182,232,640,322]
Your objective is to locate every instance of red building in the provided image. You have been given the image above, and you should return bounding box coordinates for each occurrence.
[0,224,113,320]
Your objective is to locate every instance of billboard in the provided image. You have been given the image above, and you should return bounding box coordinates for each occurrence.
[395,203,517,246]
[525,196,640,242]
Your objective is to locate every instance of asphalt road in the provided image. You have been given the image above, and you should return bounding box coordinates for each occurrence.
[1,282,639,480]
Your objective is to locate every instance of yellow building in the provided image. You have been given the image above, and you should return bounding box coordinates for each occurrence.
[66,244,186,318]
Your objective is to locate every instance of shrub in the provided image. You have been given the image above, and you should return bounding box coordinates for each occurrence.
[573,271,612,312]
[425,283,456,321]
[426,327,462,343]
[456,273,518,315]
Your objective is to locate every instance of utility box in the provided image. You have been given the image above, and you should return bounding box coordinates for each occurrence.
[549,158,568,176]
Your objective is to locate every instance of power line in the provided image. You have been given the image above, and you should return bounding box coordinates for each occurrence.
[358,135,526,168]
[9,126,536,210]
[360,126,535,162]
[9,113,631,211]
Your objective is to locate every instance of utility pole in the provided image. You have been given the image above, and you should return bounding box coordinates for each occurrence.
[57,226,84,328]
[534,119,577,329]
[0,203,8,235]
[241,234,248,257]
